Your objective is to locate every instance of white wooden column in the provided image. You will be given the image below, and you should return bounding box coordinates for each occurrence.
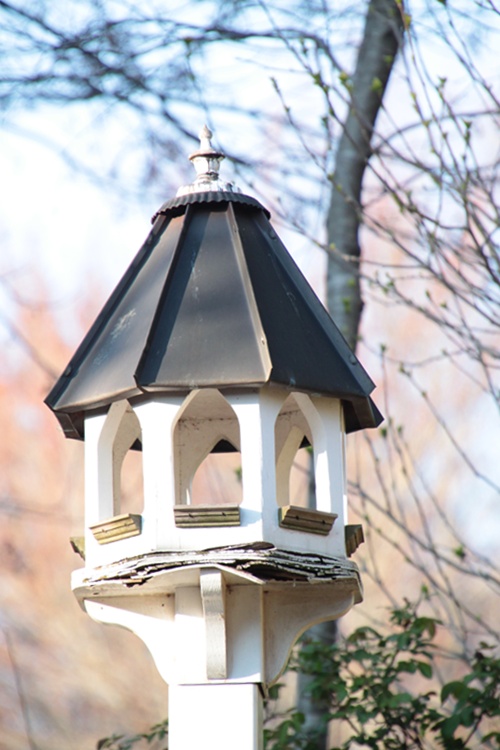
[135,398,183,550]
[290,394,346,555]
[84,401,130,565]
[169,683,263,750]
[314,396,346,528]
[229,390,283,533]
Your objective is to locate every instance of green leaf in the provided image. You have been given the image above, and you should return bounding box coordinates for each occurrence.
[414,616,438,638]
[437,714,461,740]
[387,691,413,707]
[417,661,433,679]
[291,712,305,730]
[396,659,417,674]
[441,680,468,702]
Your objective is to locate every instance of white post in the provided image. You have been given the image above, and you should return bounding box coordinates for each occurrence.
[169,683,263,750]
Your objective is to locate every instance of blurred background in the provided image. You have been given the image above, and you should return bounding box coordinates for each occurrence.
[0,1,499,747]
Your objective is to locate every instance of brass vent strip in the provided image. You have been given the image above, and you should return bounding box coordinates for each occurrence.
[90,513,142,545]
[278,506,337,536]
[174,504,240,528]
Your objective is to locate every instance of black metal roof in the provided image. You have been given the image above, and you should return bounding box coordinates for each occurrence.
[46,190,382,438]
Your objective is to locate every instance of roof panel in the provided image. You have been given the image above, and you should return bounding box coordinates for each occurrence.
[136,205,271,388]
[238,209,375,398]
[46,193,382,435]
[46,214,184,412]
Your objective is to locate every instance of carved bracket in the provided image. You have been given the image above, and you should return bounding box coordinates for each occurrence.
[345,524,364,557]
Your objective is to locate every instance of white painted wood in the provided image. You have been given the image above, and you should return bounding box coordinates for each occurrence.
[167,573,265,685]
[75,562,360,688]
[135,398,183,550]
[275,393,314,509]
[311,395,346,549]
[275,425,304,508]
[263,583,356,684]
[290,393,345,555]
[83,412,106,566]
[173,585,206,683]
[84,412,108,525]
[173,389,241,507]
[82,388,350,564]
[87,401,127,521]
[169,683,263,750]
[340,408,349,524]
[293,393,331,513]
[229,390,283,532]
[200,568,227,679]
[84,402,129,566]
[225,583,264,684]
[84,593,176,686]
[111,404,141,514]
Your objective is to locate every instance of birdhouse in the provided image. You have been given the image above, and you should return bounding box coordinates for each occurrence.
[46,128,382,746]
[47,126,380,569]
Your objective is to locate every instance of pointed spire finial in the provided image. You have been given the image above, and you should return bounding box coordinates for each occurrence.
[197,124,216,154]
[176,125,240,197]
[189,125,224,179]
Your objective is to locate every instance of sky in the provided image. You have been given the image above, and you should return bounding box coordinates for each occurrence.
[1,114,151,308]
[0,103,327,357]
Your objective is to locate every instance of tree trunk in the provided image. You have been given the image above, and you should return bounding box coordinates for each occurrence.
[297,1,403,746]
[327,0,403,349]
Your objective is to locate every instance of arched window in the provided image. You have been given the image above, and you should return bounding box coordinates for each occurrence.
[173,389,242,527]
[275,393,337,536]
[275,394,314,509]
[114,404,144,517]
[90,400,143,545]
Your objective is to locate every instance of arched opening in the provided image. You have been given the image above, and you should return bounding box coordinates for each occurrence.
[112,403,144,516]
[288,440,315,509]
[119,443,144,517]
[90,400,143,545]
[275,394,314,509]
[275,393,337,536]
[173,389,242,526]
[190,441,243,507]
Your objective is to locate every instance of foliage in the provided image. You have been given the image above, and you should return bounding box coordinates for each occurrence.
[97,720,168,750]
[97,600,500,750]
[265,600,500,750]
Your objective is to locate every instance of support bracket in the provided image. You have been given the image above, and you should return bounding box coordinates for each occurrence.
[200,568,227,679]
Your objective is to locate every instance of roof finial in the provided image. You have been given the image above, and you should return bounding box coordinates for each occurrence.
[189,125,224,179]
[176,125,240,196]
[196,125,217,156]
